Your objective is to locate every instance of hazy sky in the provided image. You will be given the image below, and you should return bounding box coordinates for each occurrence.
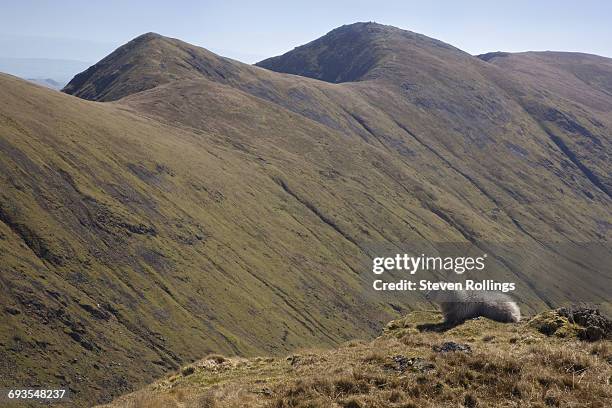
[1,0,611,64]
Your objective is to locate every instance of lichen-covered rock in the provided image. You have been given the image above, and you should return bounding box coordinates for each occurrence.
[529,307,611,341]
[558,306,612,341]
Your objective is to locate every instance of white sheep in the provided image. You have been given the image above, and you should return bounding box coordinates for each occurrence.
[427,290,521,325]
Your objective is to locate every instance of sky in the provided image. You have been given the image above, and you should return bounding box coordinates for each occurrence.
[1,0,611,67]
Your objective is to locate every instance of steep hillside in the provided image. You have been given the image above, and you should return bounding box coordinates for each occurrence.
[1,73,406,405]
[1,22,610,406]
[478,51,612,196]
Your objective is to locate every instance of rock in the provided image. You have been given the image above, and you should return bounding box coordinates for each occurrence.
[78,302,111,320]
[5,306,21,315]
[558,306,611,341]
[432,342,472,353]
[253,387,272,396]
[392,355,434,373]
[287,355,300,366]
[579,326,606,342]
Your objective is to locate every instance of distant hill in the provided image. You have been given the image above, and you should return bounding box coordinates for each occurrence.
[0,22,610,405]
[0,57,90,87]
[26,77,63,90]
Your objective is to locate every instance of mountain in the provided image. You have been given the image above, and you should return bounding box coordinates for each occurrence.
[27,77,63,90]
[257,24,611,199]
[477,51,612,197]
[1,22,610,405]
[256,22,466,83]
[0,57,90,87]
[62,32,244,101]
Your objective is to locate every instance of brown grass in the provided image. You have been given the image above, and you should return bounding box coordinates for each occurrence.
[99,311,611,408]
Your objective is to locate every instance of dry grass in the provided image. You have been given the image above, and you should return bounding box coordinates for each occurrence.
[127,392,180,408]
[100,311,611,408]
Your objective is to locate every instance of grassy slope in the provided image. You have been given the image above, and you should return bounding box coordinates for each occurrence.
[121,25,611,301]
[3,73,427,404]
[98,311,612,408]
[1,23,611,406]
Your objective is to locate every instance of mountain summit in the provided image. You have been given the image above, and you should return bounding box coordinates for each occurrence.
[256,22,465,83]
[62,32,241,101]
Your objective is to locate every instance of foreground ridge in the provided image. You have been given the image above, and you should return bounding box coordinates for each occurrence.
[100,309,612,407]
